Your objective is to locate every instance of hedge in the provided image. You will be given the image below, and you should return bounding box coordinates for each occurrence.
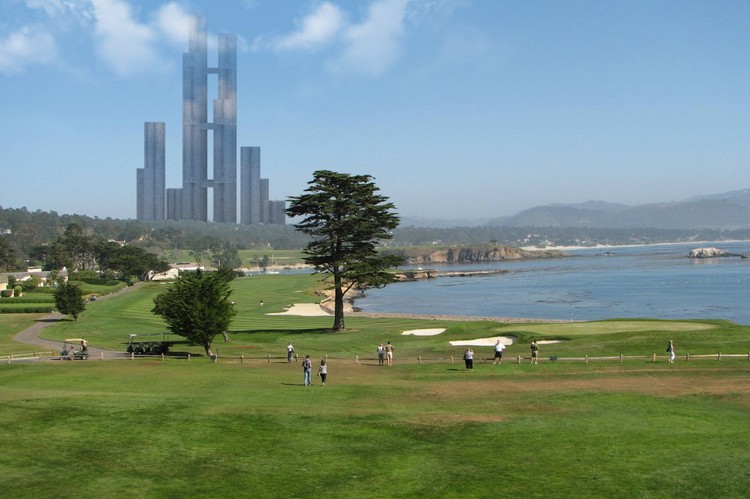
[1,295,56,304]
[0,304,55,313]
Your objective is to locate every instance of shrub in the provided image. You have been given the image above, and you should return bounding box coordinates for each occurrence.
[1,289,13,298]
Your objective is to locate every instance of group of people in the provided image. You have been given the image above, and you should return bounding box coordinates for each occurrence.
[288,337,680,381]
[463,338,678,368]
[287,343,328,386]
[377,341,395,366]
[302,355,327,386]
[464,339,507,369]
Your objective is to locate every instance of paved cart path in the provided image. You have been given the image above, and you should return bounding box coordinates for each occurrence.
[13,283,144,360]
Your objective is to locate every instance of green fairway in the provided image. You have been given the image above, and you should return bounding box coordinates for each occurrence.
[1,360,749,498]
[2,274,750,497]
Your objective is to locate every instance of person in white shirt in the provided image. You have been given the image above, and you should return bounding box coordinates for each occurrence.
[287,342,295,362]
[464,348,474,370]
[493,340,505,365]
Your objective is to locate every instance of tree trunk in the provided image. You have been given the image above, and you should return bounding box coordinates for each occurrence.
[204,342,213,357]
[333,272,345,331]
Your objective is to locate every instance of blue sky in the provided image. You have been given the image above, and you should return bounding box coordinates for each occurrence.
[1,0,748,221]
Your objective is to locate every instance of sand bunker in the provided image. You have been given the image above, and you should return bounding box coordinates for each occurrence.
[402,328,446,336]
[450,336,515,347]
[267,303,329,317]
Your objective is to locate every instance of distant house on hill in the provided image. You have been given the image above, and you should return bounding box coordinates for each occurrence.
[150,263,205,281]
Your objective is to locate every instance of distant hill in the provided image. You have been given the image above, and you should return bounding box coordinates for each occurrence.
[485,190,750,230]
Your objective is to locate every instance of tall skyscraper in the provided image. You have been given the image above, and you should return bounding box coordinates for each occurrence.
[182,16,237,223]
[137,15,284,226]
[136,122,165,220]
[240,146,261,224]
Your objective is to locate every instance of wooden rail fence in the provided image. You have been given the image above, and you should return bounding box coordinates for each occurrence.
[3,351,750,365]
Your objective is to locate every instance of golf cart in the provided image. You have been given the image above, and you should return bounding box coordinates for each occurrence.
[60,339,88,360]
[126,333,175,355]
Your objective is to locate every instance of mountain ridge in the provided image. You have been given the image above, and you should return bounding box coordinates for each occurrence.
[401,190,750,229]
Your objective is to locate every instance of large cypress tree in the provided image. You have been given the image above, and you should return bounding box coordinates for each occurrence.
[286,170,402,331]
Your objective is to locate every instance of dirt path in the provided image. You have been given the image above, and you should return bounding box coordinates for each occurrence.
[12,283,145,360]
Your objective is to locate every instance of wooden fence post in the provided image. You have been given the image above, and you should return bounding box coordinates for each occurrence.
[585,355,589,364]
[418,355,422,365]
[355,355,359,364]
[188,354,191,361]
[619,354,623,363]
[652,353,656,362]
[130,352,134,360]
[240,354,244,364]
[517,355,522,364]
[685,353,689,362]
[161,353,165,362]
[450,355,454,364]
[267,354,271,363]
[718,352,722,362]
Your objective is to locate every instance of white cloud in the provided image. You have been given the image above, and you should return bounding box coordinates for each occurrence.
[153,1,193,47]
[332,0,409,76]
[0,25,58,75]
[272,2,345,52]
[88,0,160,76]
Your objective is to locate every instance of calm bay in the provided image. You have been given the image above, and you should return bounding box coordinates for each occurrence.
[357,241,750,325]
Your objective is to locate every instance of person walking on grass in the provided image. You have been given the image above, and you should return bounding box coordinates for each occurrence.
[287,342,295,362]
[318,358,328,386]
[530,340,539,364]
[667,340,676,363]
[303,355,313,386]
[385,341,395,366]
[464,348,474,370]
[493,339,505,365]
[377,343,385,366]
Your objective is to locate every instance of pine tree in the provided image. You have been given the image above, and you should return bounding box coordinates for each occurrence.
[286,170,402,331]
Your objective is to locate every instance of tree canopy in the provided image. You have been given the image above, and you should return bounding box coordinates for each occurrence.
[152,270,237,356]
[286,170,402,331]
[54,282,86,320]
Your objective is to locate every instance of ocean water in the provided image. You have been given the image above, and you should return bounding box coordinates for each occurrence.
[356,242,750,325]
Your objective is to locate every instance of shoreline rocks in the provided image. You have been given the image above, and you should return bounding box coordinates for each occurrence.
[688,247,747,259]
[382,244,566,265]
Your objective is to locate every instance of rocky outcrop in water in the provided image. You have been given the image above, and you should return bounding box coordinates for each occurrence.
[383,245,565,265]
[688,247,747,258]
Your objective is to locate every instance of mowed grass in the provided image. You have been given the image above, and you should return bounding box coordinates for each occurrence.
[2,274,750,497]
[1,360,750,498]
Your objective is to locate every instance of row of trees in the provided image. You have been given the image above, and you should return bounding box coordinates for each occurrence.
[31,224,171,281]
[0,206,309,270]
